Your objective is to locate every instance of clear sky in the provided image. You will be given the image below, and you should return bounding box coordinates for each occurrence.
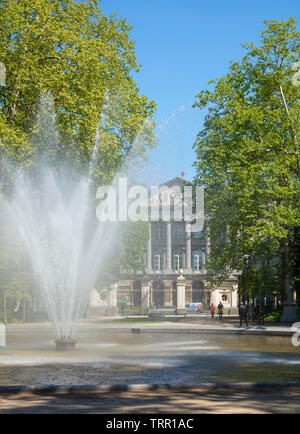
[99,0,299,186]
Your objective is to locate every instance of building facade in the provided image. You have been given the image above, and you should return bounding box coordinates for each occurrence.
[112,177,239,313]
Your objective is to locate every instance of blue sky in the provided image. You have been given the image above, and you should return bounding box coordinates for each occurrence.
[99,0,299,185]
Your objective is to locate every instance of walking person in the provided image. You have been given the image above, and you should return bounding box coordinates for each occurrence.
[239,303,249,327]
[210,303,216,320]
[217,302,224,320]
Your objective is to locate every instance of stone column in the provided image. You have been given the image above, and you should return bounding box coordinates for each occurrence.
[106,284,118,315]
[141,278,151,313]
[163,251,166,271]
[231,285,238,309]
[149,280,153,306]
[184,223,192,274]
[130,282,134,307]
[145,225,153,274]
[164,222,172,273]
[163,280,173,307]
[176,270,186,315]
[211,289,220,307]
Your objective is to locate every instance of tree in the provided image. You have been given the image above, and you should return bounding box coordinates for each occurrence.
[0,0,156,182]
[0,0,156,322]
[0,222,32,323]
[193,18,300,321]
[119,221,150,274]
[103,220,150,277]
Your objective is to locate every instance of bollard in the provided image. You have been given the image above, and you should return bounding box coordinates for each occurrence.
[131,326,141,334]
[0,322,6,347]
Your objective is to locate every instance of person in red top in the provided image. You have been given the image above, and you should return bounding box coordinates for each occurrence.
[196,304,203,314]
[210,303,216,320]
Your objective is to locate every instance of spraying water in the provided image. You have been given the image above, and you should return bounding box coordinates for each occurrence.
[2,93,116,341]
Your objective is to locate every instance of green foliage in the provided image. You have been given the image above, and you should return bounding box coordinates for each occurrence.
[101,220,150,278]
[200,300,209,311]
[108,220,149,275]
[193,18,300,300]
[264,306,283,322]
[0,0,156,182]
[124,306,141,312]
[0,218,33,322]
[119,221,149,273]
[264,311,281,322]
[239,255,282,298]
[0,0,157,322]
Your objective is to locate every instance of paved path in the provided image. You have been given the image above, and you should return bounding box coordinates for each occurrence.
[6,317,297,337]
[1,385,300,414]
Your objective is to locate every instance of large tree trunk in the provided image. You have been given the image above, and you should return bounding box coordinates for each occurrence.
[280,237,298,323]
[23,298,26,323]
[281,237,293,301]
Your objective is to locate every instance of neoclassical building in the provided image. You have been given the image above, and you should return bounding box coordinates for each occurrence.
[110,177,239,313]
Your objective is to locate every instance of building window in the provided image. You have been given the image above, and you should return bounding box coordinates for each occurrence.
[193,231,203,240]
[192,251,202,271]
[153,224,164,240]
[174,251,183,271]
[222,294,228,302]
[174,224,184,239]
[153,254,162,272]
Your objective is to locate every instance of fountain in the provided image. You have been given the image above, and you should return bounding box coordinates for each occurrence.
[55,337,76,351]
[2,93,116,350]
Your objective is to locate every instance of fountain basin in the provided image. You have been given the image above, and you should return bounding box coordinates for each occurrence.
[55,338,76,351]
[1,329,300,386]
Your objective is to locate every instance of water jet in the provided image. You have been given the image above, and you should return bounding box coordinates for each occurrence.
[2,93,117,348]
[55,338,76,351]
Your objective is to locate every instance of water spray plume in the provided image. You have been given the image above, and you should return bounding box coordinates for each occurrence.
[2,93,116,343]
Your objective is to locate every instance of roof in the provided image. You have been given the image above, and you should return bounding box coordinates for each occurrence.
[159,177,193,188]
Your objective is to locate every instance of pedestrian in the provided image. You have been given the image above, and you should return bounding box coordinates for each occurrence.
[210,303,216,320]
[239,303,249,327]
[196,303,203,314]
[217,302,224,320]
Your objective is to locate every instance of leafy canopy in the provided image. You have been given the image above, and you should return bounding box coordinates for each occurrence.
[193,18,300,292]
[0,0,156,182]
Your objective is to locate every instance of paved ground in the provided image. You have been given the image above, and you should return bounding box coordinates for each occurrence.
[6,314,297,337]
[1,386,300,414]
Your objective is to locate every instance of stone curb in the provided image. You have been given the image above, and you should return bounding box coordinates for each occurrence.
[1,382,300,395]
[127,328,295,336]
[6,326,295,337]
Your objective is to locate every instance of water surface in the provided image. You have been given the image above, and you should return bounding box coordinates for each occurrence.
[0,329,299,386]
